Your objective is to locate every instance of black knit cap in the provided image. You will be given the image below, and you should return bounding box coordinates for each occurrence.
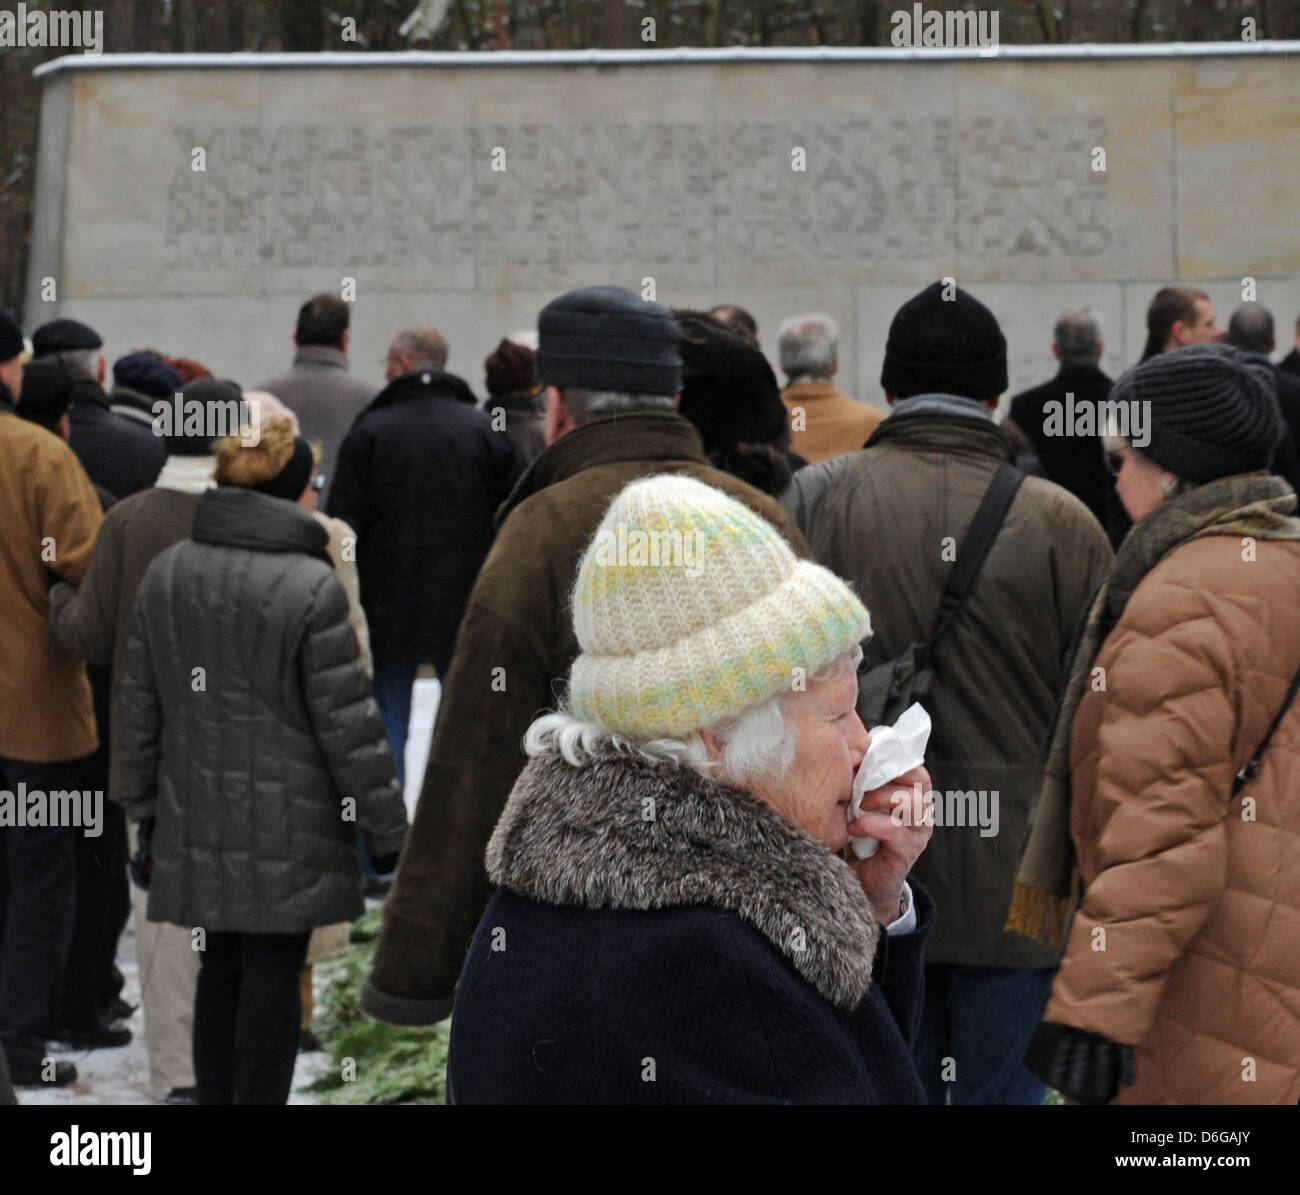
[535,285,682,397]
[676,311,788,450]
[168,377,242,457]
[251,436,315,503]
[17,359,76,431]
[880,280,1008,402]
[0,309,24,362]
[1111,342,1282,483]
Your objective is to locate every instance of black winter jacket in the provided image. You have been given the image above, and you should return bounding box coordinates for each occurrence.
[67,378,166,501]
[327,369,518,673]
[115,486,407,934]
[1007,362,1117,535]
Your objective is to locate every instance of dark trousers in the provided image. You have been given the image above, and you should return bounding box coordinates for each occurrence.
[0,757,81,1073]
[912,962,1055,1105]
[193,930,311,1105]
[54,799,129,1031]
[54,668,130,1033]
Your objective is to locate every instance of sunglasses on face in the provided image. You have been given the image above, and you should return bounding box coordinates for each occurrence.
[310,473,327,493]
[1104,448,1128,477]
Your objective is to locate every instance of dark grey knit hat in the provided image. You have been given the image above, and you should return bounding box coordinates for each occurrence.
[535,286,682,397]
[167,377,243,457]
[0,309,24,362]
[880,281,1008,402]
[1111,342,1282,483]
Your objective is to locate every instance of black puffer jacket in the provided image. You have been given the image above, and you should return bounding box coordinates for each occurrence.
[115,486,407,935]
[326,368,518,674]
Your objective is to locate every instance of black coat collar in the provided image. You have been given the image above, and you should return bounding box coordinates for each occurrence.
[366,368,477,413]
[67,376,111,411]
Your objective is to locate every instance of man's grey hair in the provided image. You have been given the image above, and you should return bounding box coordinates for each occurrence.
[1226,302,1275,355]
[560,388,675,426]
[778,313,839,381]
[1053,308,1103,366]
[47,347,99,381]
[389,326,448,370]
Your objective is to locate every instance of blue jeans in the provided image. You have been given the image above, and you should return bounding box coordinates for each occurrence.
[913,962,1055,1105]
[372,665,418,789]
[367,666,417,879]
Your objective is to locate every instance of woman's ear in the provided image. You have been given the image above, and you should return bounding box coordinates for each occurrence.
[699,728,724,762]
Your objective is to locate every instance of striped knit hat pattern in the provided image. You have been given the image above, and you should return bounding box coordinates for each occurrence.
[568,475,871,739]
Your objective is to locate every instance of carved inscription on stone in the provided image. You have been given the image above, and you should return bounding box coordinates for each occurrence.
[164,116,1108,283]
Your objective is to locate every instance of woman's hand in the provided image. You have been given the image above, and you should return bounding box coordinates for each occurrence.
[847,765,934,925]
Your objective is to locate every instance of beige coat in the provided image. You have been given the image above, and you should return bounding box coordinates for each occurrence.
[0,411,101,762]
[316,512,371,675]
[781,379,885,463]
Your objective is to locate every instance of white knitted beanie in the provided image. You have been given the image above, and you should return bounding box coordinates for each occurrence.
[568,474,871,738]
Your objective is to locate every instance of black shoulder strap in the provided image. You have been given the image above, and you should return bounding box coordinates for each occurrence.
[927,461,1025,648]
[1233,660,1300,797]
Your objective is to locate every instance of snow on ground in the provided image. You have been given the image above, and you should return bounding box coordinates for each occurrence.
[403,675,439,818]
[16,680,440,1106]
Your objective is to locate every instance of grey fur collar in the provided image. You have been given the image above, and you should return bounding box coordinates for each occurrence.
[486,749,879,1010]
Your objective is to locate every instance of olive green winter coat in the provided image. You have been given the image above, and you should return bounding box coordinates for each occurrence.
[783,393,1112,969]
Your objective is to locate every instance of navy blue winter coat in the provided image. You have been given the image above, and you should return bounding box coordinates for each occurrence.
[447,749,931,1104]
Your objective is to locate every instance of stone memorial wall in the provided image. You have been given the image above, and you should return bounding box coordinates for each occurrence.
[27,46,1300,409]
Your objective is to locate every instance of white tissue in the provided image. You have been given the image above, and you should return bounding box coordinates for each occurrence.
[847,703,932,860]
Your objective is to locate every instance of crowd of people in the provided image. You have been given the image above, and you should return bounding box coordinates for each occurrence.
[1,278,1298,1105]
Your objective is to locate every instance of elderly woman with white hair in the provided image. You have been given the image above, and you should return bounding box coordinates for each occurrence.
[448,474,935,1103]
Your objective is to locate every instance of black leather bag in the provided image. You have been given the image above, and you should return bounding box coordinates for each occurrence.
[857,462,1024,727]
[1232,655,1300,797]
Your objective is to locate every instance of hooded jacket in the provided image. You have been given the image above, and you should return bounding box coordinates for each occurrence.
[114,486,406,934]
[363,410,811,1025]
[327,368,518,674]
[782,395,1113,969]
[449,748,932,1104]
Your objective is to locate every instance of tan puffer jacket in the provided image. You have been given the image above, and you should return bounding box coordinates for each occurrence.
[1044,533,1300,1104]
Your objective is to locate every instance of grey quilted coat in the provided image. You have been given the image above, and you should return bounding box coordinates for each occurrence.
[115,486,407,935]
